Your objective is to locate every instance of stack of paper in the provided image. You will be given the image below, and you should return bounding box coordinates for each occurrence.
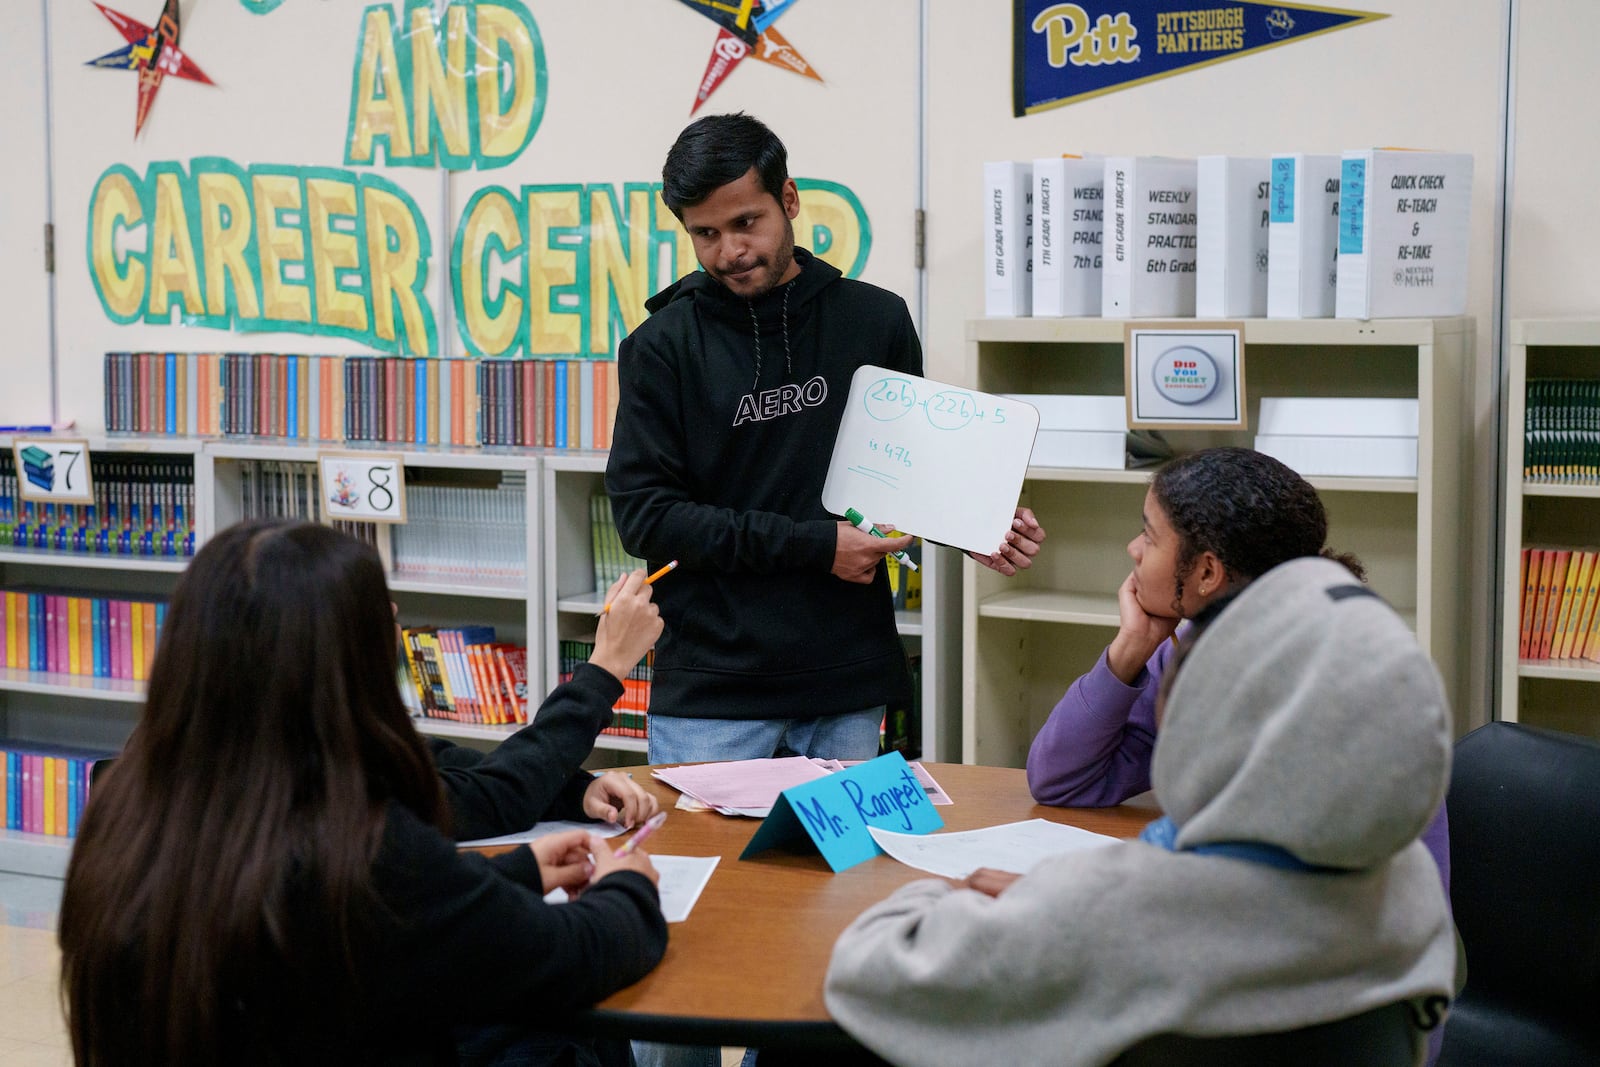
[652,756,834,817]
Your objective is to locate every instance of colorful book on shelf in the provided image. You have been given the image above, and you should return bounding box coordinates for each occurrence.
[1534,548,1572,660]
[0,744,114,837]
[1553,550,1597,659]
[1564,555,1600,662]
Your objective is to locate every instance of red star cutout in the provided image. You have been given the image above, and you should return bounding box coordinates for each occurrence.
[85,0,215,137]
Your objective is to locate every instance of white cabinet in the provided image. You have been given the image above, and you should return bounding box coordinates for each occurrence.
[1500,320,1600,738]
[962,317,1472,768]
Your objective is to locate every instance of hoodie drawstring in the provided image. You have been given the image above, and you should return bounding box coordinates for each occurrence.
[747,284,793,390]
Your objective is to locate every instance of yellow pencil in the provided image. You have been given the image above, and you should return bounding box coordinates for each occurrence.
[598,560,678,615]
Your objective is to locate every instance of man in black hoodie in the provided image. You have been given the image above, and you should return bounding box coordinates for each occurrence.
[606,113,1044,774]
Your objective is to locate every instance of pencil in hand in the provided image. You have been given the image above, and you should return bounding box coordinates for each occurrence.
[597,560,678,616]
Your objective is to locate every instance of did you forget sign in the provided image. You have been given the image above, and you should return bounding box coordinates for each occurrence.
[741,751,944,872]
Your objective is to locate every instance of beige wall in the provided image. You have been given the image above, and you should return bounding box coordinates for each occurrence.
[1505,3,1599,318]
[0,1,53,426]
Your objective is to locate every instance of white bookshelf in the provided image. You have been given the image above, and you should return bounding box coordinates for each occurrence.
[0,437,204,876]
[205,441,542,750]
[962,316,1473,767]
[1499,319,1600,739]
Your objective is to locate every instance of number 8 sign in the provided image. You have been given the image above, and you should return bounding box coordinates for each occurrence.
[318,452,407,524]
[13,438,95,504]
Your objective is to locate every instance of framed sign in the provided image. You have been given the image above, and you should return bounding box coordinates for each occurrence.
[13,438,95,504]
[318,452,407,523]
[1125,323,1247,429]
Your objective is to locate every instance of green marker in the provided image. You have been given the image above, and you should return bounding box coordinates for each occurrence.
[844,507,918,572]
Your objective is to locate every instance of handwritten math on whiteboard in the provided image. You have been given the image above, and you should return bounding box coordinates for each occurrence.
[822,367,1039,556]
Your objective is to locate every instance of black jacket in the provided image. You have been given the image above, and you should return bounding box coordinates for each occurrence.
[243,664,667,1064]
[605,248,919,720]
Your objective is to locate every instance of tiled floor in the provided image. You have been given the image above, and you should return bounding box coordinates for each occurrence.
[0,875,70,1067]
[0,874,744,1067]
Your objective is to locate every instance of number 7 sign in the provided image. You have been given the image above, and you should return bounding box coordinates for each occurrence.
[13,438,95,504]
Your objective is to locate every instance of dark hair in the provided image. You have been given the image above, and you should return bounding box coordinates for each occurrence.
[59,520,443,1065]
[1151,447,1366,605]
[661,112,789,218]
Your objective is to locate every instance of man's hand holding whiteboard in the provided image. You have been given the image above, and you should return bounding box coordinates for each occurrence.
[822,367,1044,566]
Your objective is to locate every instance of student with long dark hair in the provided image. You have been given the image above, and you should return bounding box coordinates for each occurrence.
[59,520,668,1066]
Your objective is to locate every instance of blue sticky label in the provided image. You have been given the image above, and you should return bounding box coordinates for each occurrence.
[1339,158,1367,255]
[740,751,944,872]
[1269,157,1295,224]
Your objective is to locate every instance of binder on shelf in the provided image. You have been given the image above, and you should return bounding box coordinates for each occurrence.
[1266,154,1341,319]
[1336,149,1473,319]
[1002,393,1148,470]
[1031,156,1103,317]
[1100,156,1198,318]
[1196,156,1270,318]
[1254,395,1419,478]
[983,160,1033,317]
[1257,396,1419,437]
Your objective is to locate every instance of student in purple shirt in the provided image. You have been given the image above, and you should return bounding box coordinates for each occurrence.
[1026,447,1451,893]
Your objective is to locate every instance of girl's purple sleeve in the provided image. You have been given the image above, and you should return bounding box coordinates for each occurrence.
[1026,643,1169,807]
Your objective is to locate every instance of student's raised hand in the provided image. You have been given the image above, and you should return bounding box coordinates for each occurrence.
[968,507,1046,576]
[531,829,597,896]
[583,771,660,829]
[1106,570,1179,684]
[590,570,663,682]
[587,832,660,888]
[832,522,912,585]
[958,867,1022,898]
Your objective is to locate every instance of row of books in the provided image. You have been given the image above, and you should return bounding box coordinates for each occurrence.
[0,590,167,680]
[398,626,529,725]
[885,536,922,611]
[559,639,653,739]
[391,474,527,583]
[3,746,110,838]
[1517,547,1600,662]
[0,454,197,558]
[1523,379,1600,485]
[984,149,1471,321]
[103,352,621,450]
[589,494,645,595]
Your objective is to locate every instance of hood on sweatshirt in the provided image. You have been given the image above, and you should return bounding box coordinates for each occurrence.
[1153,555,1452,871]
[643,246,842,390]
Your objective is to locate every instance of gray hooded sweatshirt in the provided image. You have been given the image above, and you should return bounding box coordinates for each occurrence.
[824,556,1457,1067]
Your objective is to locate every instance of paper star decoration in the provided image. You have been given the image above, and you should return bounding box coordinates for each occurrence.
[85,0,215,137]
[671,0,822,114]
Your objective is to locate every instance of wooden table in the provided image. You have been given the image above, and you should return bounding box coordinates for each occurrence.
[569,762,1158,1050]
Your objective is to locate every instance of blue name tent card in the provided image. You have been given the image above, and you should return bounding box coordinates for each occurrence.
[740,752,944,872]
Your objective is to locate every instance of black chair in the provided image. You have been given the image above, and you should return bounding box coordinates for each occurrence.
[1112,1001,1421,1067]
[1436,721,1600,1066]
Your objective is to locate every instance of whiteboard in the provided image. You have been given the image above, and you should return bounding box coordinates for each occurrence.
[822,367,1039,555]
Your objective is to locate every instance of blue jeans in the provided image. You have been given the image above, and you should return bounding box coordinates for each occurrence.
[646,707,885,764]
[634,707,883,1067]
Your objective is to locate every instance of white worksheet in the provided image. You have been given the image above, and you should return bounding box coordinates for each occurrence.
[868,819,1118,879]
[542,854,720,924]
